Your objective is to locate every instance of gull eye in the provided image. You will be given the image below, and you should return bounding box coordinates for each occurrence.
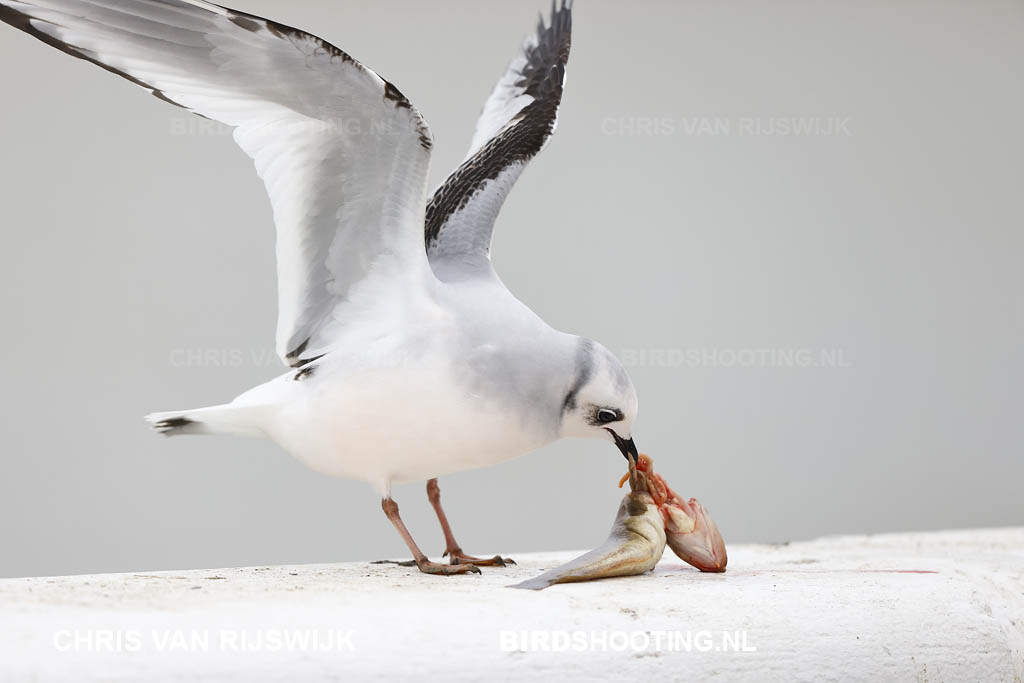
[597,408,619,424]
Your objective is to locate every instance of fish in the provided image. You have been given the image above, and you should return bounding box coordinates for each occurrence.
[625,453,728,572]
[511,453,727,589]
[663,497,727,572]
[510,459,667,590]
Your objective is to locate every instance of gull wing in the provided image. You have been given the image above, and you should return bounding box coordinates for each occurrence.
[425,0,572,277]
[1,0,435,367]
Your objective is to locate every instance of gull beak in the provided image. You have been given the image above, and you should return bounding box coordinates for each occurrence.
[608,430,639,463]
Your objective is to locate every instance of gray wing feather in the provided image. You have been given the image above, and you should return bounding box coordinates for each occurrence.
[1,0,434,368]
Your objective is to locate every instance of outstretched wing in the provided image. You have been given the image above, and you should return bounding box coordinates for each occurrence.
[424,0,571,276]
[1,0,434,367]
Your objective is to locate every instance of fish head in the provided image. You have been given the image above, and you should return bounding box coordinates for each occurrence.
[619,454,728,573]
[664,497,728,573]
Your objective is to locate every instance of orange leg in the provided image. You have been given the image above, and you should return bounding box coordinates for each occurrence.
[426,478,515,567]
[374,497,481,576]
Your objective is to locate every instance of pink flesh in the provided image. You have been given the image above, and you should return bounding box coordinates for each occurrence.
[625,454,728,573]
[663,497,728,572]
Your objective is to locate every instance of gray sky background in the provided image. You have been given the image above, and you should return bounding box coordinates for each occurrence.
[0,0,1020,578]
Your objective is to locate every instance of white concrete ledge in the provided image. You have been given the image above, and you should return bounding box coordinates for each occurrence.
[1,528,1022,682]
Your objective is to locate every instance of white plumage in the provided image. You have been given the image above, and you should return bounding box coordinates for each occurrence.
[2,0,640,571]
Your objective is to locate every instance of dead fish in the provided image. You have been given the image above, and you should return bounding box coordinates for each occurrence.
[663,496,727,572]
[511,461,667,590]
[624,454,728,573]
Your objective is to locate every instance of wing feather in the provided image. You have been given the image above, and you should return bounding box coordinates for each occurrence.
[1,0,434,366]
[425,0,571,275]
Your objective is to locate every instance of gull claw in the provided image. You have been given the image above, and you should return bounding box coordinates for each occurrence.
[446,551,516,567]
[371,559,482,575]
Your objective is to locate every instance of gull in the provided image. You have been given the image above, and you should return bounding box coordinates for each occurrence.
[0,0,639,575]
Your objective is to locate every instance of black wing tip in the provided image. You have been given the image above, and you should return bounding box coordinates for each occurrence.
[285,338,312,367]
[0,2,45,33]
[516,0,572,99]
[0,2,197,114]
[285,338,329,370]
[542,0,574,39]
[383,80,412,109]
[225,5,429,152]
[228,13,262,33]
[382,80,432,150]
[227,7,357,64]
[293,364,317,381]
[151,416,196,436]
[158,417,193,428]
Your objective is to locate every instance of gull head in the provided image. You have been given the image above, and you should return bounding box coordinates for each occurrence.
[559,338,639,461]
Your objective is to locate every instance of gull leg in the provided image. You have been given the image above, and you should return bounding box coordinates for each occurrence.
[426,478,515,567]
[376,497,480,576]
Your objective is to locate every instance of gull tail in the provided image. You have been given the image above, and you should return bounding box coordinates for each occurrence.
[145,404,266,438]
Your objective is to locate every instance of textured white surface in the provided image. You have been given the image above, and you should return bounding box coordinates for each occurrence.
[1,528,1021,682]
